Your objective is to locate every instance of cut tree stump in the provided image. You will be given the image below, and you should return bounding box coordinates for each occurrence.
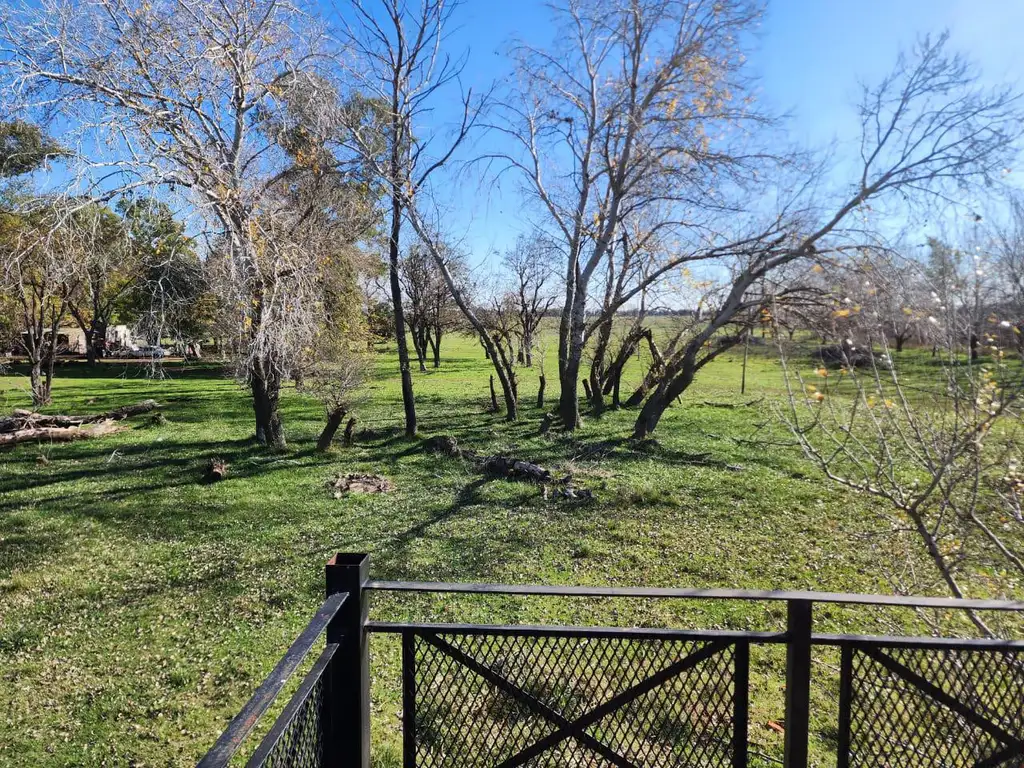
[343,417,357,447]
[539,412,554,435]
[205,458,229,482]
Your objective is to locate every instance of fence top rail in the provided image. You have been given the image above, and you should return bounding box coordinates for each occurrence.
[196,591,347,768]
[366,620,787,642]
[365,580,1024,613]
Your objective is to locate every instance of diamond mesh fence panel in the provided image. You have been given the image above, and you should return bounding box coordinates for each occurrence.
[844,645,1024,767]
[249,665,326,768]
[409,632,738,768]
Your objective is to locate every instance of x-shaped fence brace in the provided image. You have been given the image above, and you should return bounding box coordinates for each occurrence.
[849,646,1024,768]
[415,633,735,768]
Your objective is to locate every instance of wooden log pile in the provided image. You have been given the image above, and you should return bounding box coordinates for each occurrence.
[0,400,159,447]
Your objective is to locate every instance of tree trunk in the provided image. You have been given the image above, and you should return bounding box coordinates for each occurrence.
[557,279,588,430]
[29,360,49,407]
[537,375,545,409]
[558,353,582,429]
[588,368,604,413]
[0,420,125,447]
[343,416,357,446]
[412,326,428,372]
[632,365,694,441]
[84,328,98,366]
[625,332,664,408]
[43,353,55,405]
[251,367,285,449]
[489,375,499,412]
[0,399,158,432]
[740,332,749,395]
[431,328,441,368]
[499,368,519,421]
[895,335,906,353]
[388,194,417,436]
[316,407,347,451]
[588,313,616,409]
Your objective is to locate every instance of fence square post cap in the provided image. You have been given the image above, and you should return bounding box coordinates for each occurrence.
[327,553,370,566]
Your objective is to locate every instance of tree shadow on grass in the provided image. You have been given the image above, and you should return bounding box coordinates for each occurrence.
[0,436,258,498]
[0,516,69,575]
[0,436,344,573]
[369,475,540,582]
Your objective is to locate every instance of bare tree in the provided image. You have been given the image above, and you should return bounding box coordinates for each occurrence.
[501,233,557,367]
[493,0,764,429]
[871,253,927,353]
[340,0,523,419]
[400,244,462,369]
[778,281,1024,636]
[0,199,81,405]
[340,0,481,436]
[66,204,136,365]
[1,0,353,448]
[629,34,1023,439]
[993,195,1024,352]
[304,343,365,451]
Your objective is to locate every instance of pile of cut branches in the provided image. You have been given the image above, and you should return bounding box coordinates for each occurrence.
[0,400,160,447]
[423,434,593,499]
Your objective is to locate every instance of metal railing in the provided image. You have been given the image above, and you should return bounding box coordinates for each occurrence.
[197,553,1024,767]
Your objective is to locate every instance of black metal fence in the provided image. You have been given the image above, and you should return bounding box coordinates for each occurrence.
[198,553,1024,768]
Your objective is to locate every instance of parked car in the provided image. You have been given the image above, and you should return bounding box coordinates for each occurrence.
[136,346,169,358]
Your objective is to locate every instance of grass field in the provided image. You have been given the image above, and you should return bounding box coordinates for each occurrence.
[0,332,1010,766]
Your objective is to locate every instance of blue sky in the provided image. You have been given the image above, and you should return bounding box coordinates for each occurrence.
[427,0,1024,262]
[30,0,1024,263]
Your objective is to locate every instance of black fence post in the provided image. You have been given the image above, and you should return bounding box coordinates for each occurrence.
[325,553,370,768]
[732,641,749,768]
[836,644,853,768]
[783,599,812,768]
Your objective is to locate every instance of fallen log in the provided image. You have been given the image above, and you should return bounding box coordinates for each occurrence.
[0,400,159,433]
[700,396,765,409]
[0,420,126,447]
[480,455,553,483]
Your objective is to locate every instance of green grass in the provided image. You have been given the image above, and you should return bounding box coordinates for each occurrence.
[0,335,1012,766]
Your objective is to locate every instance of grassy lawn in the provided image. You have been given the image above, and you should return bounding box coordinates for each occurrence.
[0,334,1010,766]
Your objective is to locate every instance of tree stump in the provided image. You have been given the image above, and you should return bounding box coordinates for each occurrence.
[205,458,229,482]
[343,416,357,447]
